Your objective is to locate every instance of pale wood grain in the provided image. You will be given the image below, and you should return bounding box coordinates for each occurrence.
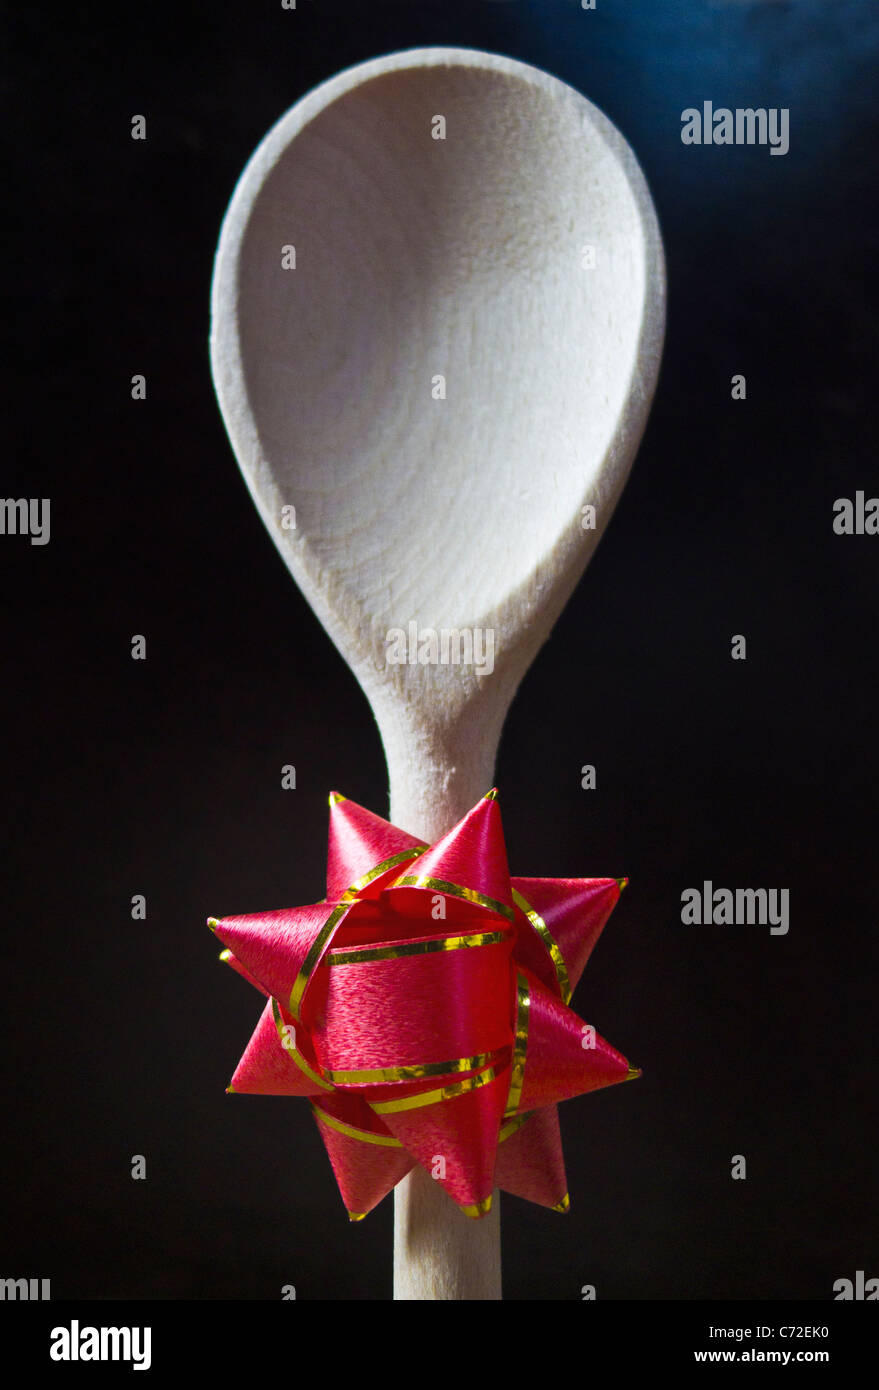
[210,46,665,1301]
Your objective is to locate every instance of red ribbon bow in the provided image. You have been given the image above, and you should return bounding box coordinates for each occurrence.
[209,790,639,1220]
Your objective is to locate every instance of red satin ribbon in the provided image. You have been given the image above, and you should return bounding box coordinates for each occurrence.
[209,790,639,1219]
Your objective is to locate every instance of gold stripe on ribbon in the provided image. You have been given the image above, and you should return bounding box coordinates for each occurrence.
[392,874,515,924]
[498,1111,530,1143]
[311,1103,402,1148]
[460,1195,493,1218]
[370,1066,498,1114]
[552,1194,570,1213]
[504,971,530,1118]
[324,930,506,967]
[288,902,350,1019]
[322,1049,504,1086]
[512,888,571,1004]
[271,997,334,1092]
[339,846,426,901]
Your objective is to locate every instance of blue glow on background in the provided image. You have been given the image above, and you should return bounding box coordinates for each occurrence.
[477,0,879,227]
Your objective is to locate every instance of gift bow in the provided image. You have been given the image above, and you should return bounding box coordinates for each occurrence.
[209,790,639,1220]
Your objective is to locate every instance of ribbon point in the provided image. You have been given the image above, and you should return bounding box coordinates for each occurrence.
[552,1193,571,1213]
[347,1211,366,1222]
[483,788,499,801]
[218,948,232,962]
[328,791,347,806]
[626,1066,642,1082]
[226,1084,236,1094]
[616,877,629,892]
[460,1195,493,1220]
[207,916,220,932]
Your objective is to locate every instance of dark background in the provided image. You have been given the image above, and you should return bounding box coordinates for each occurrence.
[3,0,877,1300]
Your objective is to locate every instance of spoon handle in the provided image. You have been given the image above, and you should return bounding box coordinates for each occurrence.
[387,721,504,1300]
[393,1167,502,1301]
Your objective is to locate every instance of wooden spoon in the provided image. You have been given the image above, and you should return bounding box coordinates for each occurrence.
[210,46,665,1301]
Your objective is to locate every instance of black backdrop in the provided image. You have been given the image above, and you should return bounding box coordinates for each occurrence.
[3,0,878,1302]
